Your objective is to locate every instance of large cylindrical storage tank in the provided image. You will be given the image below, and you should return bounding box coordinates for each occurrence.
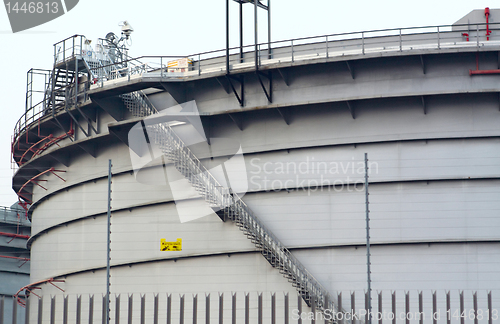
[11,9,500,323]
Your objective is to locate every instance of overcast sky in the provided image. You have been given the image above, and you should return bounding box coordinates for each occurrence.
[0,0,493,207]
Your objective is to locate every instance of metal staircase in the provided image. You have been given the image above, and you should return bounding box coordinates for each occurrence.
[120,91,338,314]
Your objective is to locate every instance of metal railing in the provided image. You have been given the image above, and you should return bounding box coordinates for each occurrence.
[0,206,29,226]
[13,22,500,151]
[119,90,336,312]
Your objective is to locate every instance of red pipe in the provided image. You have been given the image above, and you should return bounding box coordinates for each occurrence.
[0,231,30,239]
[470,69,500,75]
[485,7,491,41]
[0,255,30,261]
[462,33,469,41]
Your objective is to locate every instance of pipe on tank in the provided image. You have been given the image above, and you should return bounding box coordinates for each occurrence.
[485,7,491,40]
[0,231,30,239]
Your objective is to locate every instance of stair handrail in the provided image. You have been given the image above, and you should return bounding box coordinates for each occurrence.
[128,91,335,312]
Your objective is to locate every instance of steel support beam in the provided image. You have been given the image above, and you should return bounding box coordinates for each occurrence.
[345,61,355,79]
[226,75,245,106]
[420,55,426,74]
[159,82,187,104]
[276,68,289,86]
[256,71,272,103]
[346,101,355,119]
[228,113,244,131]
[421,96,427,114]
[91,96,126,122]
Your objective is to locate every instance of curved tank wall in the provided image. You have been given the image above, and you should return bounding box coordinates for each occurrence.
[11,23,500,322]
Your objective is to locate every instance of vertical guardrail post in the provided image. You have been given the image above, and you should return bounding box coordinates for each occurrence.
[432,292,437,324]
[166,294,172,324]
[437,26,440,49]
[378,292,382,324]
[418,292,423,324]
[362,32,365,55]
[477,24,480,49]
[77,295,82,324]
[326,36,329,58]
[127,295,133,324]
[180,295,185,324]
[89,295,94,324]
[258,294,263,324]
[446,291,451,324]
[337,293,343,324]
[50,296,56,324]
[488,291,492,324]
[37,296,43,324]
[198,54,202,76]
[140,295,145,324]
[114,295,120,324]
[284,293,289,324]
[291,40,294,62]
[24,297,30,324]
[232,293,236,324]
[298,295,302,324]
[399,29,402,51]
[11,296,17,324]
[391,292,396,324]
[153,294,158,324]
[218,294,223,324]
[473,292,478,324]
[205,294,209,324]
[193,295,198,324]
[405,292,409,324]
[459,291,464,324]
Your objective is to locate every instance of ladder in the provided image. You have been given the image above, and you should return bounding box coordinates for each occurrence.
[120,91,338,314]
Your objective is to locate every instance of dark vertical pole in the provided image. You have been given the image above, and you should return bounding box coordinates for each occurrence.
[268,0,271,59]
[284,294,289,324]
[419,292,423,324]
[446,292,450,324]
[180,295,185,324]
[365,153,371,324]
[254,0,258,70]
[459,291,464,324]
[488,291,492,324]
[205,294,209,324]
[473,292,478,324]
[127,295,133,324]
[116,295,121,324]
[378,292,383,324]
[245,294,249,324]
[89,295,94,324]
[37,297,43,324]
[12,296,18,324]
[405,292,409,324]
[77,295,82,324]
[193,295,198,324]
[298,295,302,324]
[106,159,112,324]
[232,293,236,324]
[226,0,230,74]
[0,296,3,324]
[432,292,437,324]
[391,292,396,324]
[239,2,243,63]
[218,294,223,324]
[25,298,30,324]
[166,295,171,324]
[338,293,343,324]
[351,292,355,324]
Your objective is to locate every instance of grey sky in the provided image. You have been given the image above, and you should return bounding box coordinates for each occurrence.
[0,0,493,207]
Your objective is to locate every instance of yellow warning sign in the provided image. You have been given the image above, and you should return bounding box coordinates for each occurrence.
[160,238,182,251]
